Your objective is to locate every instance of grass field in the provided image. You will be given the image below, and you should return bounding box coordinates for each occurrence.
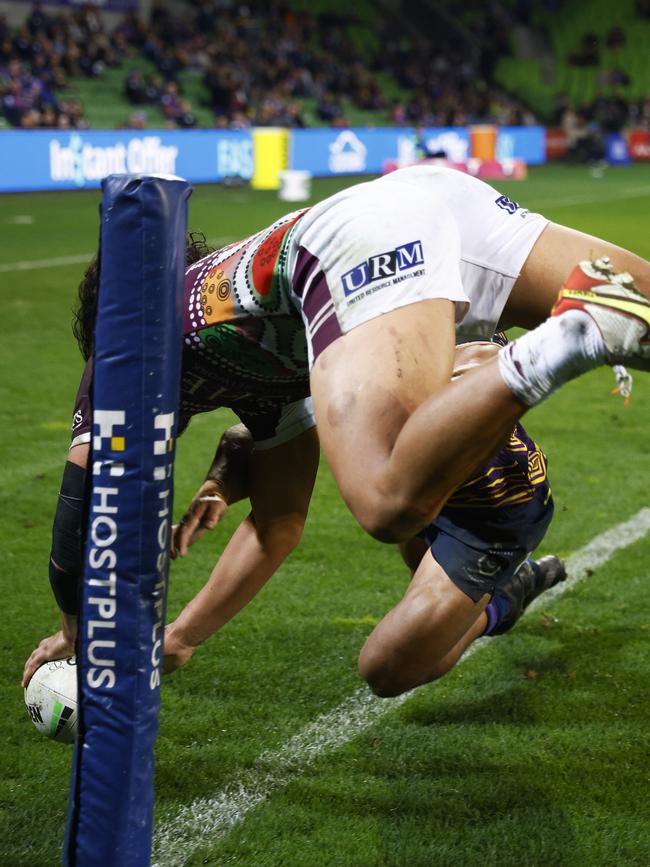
[2,164,650,866]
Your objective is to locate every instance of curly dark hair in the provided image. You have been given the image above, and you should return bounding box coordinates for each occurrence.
[72,232,214,361]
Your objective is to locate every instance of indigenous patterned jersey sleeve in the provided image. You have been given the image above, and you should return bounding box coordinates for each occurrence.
[179,207,315,446]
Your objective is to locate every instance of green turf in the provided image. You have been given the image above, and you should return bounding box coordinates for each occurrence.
[2,163,650,866]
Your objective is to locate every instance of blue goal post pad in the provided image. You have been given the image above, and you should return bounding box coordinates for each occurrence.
[64,174,191,867]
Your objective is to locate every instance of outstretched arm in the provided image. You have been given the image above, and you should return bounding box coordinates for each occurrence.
[171,424,254,559]
[22,443,89,686]
[164,426,320,672]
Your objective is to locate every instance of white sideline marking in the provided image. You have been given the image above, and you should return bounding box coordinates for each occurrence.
[0,237,232,275]
[5,214,34,225]
[533,184,650,210]
[152,507,650,867]
[0,253,93,273]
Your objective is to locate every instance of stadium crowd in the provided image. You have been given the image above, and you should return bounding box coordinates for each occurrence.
[1,0,649,134]
[124,1,544,128]
[1,0,537,130]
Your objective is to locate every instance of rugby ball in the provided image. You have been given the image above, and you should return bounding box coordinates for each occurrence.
[25,657,78,743]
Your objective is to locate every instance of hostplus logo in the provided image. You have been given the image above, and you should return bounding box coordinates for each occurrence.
[85,409,176,692]
[85,408,128,691]
[92,410,126,478]
[341,240,425,303]
[150,411,175,689]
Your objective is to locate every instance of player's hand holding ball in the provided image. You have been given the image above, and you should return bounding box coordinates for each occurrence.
[24,656,78,743]
[22,627,75,688]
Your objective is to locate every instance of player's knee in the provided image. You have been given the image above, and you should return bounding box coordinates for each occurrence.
[353,487,440,545]
[257,514,305,557]
[358,652,405,698]
[358,642,417,699]
[360,651,448,698]
[360,661,433,699]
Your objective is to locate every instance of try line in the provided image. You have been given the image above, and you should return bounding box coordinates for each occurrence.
[151,507,650,867]
[0,253,93,273]
[0,236,233,274]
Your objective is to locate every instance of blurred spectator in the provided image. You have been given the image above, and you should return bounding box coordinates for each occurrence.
[317,93,343,124]
[569,33,600,67]
[229,109,251,129]
[606,25,626,50]
[123,109,147,129]
[597,67,631,89]
[561,103,604,162]
[124,67,147,104]
[591,92,630,132]
[144,72,163,103]
[638,93,650,127]
[390,101,407,125]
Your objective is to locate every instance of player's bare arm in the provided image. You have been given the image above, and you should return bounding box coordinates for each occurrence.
[22,443,89,687]
[171,423,254,559]
[164,426,319,672]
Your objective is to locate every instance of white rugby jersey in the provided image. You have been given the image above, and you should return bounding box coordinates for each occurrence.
[72,166,547,449]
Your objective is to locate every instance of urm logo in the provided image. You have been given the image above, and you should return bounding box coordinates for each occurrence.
[342,240,424,297]
[495,195,520,215]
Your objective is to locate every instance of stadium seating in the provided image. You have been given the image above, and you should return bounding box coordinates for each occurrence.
[495,0,650,119]
[2,0,649,130]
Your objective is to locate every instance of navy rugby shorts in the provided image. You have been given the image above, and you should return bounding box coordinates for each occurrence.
[420,487,554,602]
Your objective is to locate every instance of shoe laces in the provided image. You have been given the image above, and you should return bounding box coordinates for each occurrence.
[611,364,633,405]
[592,256,637,290]
[592,255,615,278]
[610,271,637,290]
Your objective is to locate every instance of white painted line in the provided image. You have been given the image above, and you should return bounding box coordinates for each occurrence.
[0,253,93,273]
[0,237,232,275]
[5,214,34,225]
[151,507,650,867]
[530,185,650,210]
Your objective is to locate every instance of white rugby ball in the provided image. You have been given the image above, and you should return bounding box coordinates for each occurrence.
[25,657,78,743]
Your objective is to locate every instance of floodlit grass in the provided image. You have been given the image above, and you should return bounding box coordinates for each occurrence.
[2,164,650,866]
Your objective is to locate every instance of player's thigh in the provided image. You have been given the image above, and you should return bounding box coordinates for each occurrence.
[504,221,650,329]
[310,298,456,515]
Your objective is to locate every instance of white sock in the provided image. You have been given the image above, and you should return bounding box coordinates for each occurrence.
[498,311,605,406]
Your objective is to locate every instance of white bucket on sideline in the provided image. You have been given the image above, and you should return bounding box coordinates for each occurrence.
[278,170,312,202]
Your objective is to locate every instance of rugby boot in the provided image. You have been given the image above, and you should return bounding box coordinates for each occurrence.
[552,259,650,371]
[490,555,567,636]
